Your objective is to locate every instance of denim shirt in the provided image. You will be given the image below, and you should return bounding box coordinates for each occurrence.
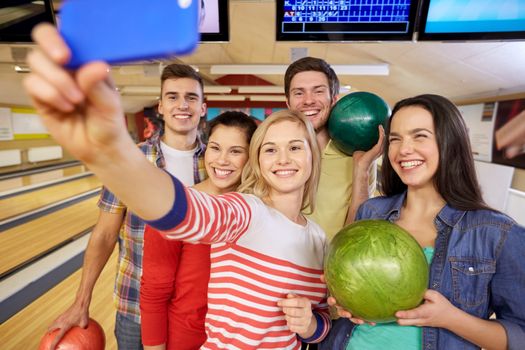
[320,192,525,350]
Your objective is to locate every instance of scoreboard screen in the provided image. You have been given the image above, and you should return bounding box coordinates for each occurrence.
[276,0,418,41]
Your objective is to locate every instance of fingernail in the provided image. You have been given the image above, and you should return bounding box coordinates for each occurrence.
[67,89,83,103]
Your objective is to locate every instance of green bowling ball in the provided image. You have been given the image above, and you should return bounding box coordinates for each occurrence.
[328,91,390,155]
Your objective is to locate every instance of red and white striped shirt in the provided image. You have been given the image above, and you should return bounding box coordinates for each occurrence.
[156,186,330,349]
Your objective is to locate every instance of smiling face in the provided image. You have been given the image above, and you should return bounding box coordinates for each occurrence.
[388,106,440,191]
[204,125,250,192]
[286,71,336,132]
[157,77,206,136]
[259,120,313,199]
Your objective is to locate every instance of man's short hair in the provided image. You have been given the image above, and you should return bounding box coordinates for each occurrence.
[284,57,339,101]
[160,64,204,97]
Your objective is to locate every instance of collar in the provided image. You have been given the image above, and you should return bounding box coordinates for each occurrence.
[383,191,466,228]
[322,139,348,158]
[146,129,206,166]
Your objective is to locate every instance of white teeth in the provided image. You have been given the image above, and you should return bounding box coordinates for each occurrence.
[400,160,423,169]
[303,110,318,116]
[215,169,232,176]
[174,115,191,119]
[275,170,296,176]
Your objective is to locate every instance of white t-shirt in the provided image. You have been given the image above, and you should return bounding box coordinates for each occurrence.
[160,141,197,186]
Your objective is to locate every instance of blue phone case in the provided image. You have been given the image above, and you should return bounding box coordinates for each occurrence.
[59,0,199,68]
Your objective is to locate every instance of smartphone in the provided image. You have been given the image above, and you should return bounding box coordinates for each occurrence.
[59,0,199,68]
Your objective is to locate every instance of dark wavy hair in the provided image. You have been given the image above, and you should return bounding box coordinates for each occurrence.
[208,111,258,145]
[381,94,490,211]
[284,57,339,102]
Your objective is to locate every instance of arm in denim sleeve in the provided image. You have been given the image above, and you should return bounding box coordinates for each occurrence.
[491,222,525,350]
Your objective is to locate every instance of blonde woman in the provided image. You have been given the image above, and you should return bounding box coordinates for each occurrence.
[24,24,331,349]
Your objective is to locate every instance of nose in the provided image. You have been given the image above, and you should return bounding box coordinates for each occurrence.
[216,150,230,165]
[303,91,315,105]
[399,138,414,155]
[277,149,291,165]
[178,99,189,109]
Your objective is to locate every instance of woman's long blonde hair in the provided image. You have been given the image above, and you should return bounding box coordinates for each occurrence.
[238,109,321,213]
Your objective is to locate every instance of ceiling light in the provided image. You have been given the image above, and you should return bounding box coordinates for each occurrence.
[119,85,232,95]
[204,86,232,93]
[238,86,284,94]
[210,64,389,76]
[120,86,159,95]
[332,64,389,76]
[14,65,30,73]
[206,95,246,101]
[211,65,286,75]
[249,95,287,102]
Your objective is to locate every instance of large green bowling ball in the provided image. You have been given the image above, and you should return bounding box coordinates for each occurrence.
[328,91,390,155]
[324,220,429,323]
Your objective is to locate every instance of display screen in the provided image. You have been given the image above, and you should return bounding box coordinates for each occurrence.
[0,0,56,43]
[276,0,418,41]
[418,0,525,41]
[200,0,229,42]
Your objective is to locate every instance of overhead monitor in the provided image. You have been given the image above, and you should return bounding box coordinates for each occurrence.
[200,0,229,42]
[276,0,418,41]
[0,0,56,43]
[418,0,525,41]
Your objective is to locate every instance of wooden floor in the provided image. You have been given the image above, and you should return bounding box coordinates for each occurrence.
[0,175,101,220]
[0,165,89,193]
[0,196,100,276]
[0,168,116,350]
[0,248,118,350]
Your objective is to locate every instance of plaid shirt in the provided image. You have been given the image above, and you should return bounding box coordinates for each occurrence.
[97,131,206,323]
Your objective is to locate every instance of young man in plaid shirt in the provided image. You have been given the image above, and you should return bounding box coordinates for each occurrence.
[47,64,207,350]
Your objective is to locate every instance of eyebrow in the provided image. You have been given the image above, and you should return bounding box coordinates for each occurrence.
[261,139,305,147]
[164,91,200,98]
[291,85,328,91]
[208,141,247,149]
[389,128,433,136]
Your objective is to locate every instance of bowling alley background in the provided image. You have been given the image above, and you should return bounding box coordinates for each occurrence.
[1,0,525,348]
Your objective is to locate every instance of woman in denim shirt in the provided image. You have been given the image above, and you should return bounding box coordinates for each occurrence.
[321,94,525,350]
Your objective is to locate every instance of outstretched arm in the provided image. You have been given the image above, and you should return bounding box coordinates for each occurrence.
[24,24,173,221]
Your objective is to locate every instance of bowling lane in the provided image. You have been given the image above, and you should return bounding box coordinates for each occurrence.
[0,175,101,221]
[0,164,90,193]
[0,197,100,277]
[0,248,118,350]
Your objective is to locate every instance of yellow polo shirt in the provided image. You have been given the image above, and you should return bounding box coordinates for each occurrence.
[306,140,377,241]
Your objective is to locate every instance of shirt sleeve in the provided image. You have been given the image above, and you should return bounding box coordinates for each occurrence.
[97,186,126,214]
[298,298,331,344]
[140,225,182,346]
[145,174,252,244]
[491,222,525,349]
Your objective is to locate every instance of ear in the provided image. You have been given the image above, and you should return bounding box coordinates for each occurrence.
[286,98,291,109]
[331,94,339,107]
[200,102,207,118]
[157,100,163,115]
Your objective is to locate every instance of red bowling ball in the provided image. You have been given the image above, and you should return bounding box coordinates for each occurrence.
[38,318,105,350]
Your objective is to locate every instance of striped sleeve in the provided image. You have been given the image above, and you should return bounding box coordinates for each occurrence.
[298,308,331,344]
[146,173,252,244]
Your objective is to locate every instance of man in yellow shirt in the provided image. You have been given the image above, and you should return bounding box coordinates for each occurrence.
[285,57,383,240]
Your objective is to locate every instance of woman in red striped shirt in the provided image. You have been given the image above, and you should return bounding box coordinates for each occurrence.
[23,26,332,347]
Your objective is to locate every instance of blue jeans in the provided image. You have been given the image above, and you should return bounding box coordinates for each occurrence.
[114,312,143,350]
